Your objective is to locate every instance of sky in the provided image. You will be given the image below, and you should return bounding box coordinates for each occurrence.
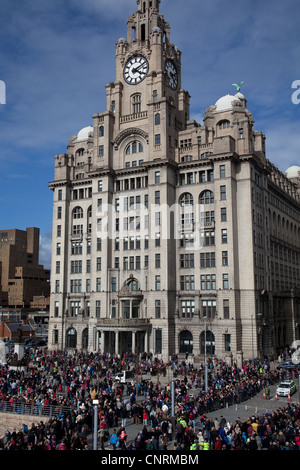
[0,0,299,269]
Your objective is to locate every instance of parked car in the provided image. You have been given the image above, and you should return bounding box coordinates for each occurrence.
[276,380,297,397]
[276,360,299,371]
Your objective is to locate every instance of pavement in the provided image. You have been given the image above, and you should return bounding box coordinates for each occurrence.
[88,362,300,450]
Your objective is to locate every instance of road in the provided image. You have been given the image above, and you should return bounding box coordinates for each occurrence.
[88,366,300,450]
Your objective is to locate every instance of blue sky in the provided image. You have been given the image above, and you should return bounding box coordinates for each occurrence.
[0,0,299,269]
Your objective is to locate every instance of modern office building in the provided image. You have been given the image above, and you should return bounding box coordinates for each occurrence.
[0,227,50,308]
[48,0,300,362]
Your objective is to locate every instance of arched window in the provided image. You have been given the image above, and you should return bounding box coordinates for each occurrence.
[73,206,83,219]
[155,113,160,125]
[179,193,194,206]
[99,126,104,137]
[200,190,214,204]
[128,279,140,291]
[218,119,230,129]
[125,141,144,155]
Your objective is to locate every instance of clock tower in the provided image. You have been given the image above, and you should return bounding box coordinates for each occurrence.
[98,0,190,168]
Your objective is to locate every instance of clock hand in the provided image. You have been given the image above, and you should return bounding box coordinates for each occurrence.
[132,63,146,74]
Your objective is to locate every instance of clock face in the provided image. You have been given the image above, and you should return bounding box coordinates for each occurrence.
[123,55,149,85]
[165,59,178,90]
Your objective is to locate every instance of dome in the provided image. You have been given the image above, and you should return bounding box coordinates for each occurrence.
[117,37,127,44]
[285,166,300,179]
[215,94,241,112]
[77,125,93,141]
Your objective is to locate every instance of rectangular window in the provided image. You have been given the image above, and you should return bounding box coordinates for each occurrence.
[155,191,160,205]
[155,275,161,290]
[155,300,161,319]
[180,275,195,291]
[221,207,227,222]
[155,253,160,268]
[222,251,228,266]
[220,185,226,200]
[180,253,195,268]
[201,299,216,319]
[57,207,62,219]
[220,165,226,178]
[111,277,117,292]
[57,225,61,237]
[96,300,101,318]
[55,280,60,293]
[96,277,101,292]
[221,229,227,243]
[200,252,215,268]
[223,299,230,319]
[155,171,160,184]
[99,145,104,156]
[181,299,195,318]
[55,301,59,317]
[97,257,102,271]
[155,134,161,145]
[200,274,216,290]
[223,273,229,289]
[155,329,162,354]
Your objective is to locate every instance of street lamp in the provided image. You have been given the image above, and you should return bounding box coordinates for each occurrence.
[93,400,99,450]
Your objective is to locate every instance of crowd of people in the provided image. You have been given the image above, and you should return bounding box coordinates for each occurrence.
[0,347,299,451]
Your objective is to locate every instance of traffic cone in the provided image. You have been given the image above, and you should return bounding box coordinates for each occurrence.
[288,391,291,401]
[275,392,278,400]
[263,390,266,399]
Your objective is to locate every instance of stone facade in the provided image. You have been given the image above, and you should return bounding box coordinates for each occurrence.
[48,0,300,362]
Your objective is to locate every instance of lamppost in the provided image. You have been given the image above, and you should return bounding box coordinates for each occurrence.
[93,400,99,450]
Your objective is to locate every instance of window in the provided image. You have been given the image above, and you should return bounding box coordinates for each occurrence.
[219,120,230,129]
[111,277,117,292]
[56,243,61,256]
[180,253,195,268]
[155,253,160,268]
[223,299,230,319]
[56,261,60,274]
[71,241,82,255]
[155,275,161,290]
[180,275,195,291]
[70,279,82,293]
[222,251,228,266]
[71,260,82,273]
[96,300,101,318]
[200,190,214,204]
[221,229,227,243]
[200,274,216,290]
[221,207,227,222]
[201,230,215,246]
[155,300,161,319]
[220,185,226,200]
[155,191,160,205]
[58,189,62,200]
[86,279,91,293]
[153,90,158,101]
[220,165,226,178]
[98,180,103,192]
[96,277,101,292]
[97,238,102,251]
[155,134,161,145]
[132,94,141,114]
[181,299,195,318]
[99,145,104,156]
[200,252,215,268]
[97,257,102,271]
[55,301,59,317]
[201,299,216,318]
[155,171,160,184]
[57,225,61,237]
[55,280,60,293]
[155,113,160,125]
[223,273,229,289]
[99,126,104,137]
[73,206,83,219]
[57,207,62,219]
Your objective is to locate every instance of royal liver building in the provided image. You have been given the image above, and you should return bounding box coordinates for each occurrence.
[48,0,300,362]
